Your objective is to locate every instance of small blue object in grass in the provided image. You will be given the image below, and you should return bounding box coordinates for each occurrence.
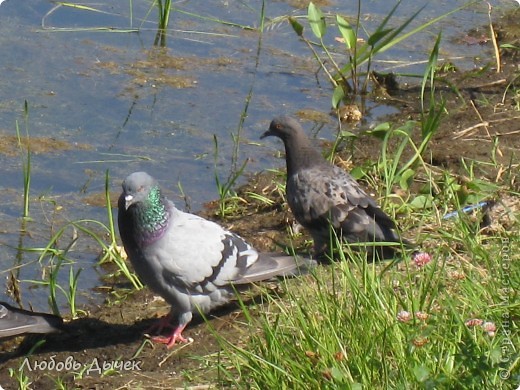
[442,201,491,220]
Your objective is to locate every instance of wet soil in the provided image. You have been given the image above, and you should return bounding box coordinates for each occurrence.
[0,135,92,157]
[0,19,519,390]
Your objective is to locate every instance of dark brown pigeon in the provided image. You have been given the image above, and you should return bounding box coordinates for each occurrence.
[261,116,408,261]
[0,302,63,339]
[118,172,313,348]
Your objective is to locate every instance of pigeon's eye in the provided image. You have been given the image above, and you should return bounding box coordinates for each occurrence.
[276,124,282,130]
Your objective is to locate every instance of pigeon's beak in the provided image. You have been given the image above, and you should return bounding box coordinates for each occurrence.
[260,130,273,139]
[124,194,134,210]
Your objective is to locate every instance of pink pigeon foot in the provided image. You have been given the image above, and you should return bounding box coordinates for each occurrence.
[151,324,189,348]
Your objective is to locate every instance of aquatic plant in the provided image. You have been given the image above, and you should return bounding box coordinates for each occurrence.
[16,101,32,220]
[154,0,173,46]
[288,1,477,106]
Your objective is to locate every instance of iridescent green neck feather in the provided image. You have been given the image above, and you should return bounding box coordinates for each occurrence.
[133,186,169,245]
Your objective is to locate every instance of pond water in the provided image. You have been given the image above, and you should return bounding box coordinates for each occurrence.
[0,0,506,310]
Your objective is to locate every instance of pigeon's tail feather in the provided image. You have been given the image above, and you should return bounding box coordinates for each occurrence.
[333,206,413,260]
[368,227,415,261]
[372,218,415,248]
[233,254,316,284]
[0,302,64,339]
[0,317,63,338]
[361,204,414,246]
[372,221,401,243]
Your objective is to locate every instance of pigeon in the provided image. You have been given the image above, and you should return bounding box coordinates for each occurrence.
[0,302,63,339]
[118,171,311,348]
[261,116,407,260]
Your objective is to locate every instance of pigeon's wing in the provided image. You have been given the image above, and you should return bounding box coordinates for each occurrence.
[0,303,63,338]
[288,165,371,225]
[289,165,398,241]
[153,208,261,292]
[156,209,311,290]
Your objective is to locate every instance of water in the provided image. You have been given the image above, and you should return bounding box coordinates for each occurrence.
[0,0,504,310]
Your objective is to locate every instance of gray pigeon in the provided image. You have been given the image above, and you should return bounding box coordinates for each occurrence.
[118,171,310,348]
[261,116,406,260]
[0,302,63,339]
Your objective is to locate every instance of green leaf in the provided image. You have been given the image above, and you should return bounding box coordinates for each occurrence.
[413,364,430,382]
[399,168,415,190]
[367,28,393,46]
[464,193,483,206]
[489,346,503,364]
[308,2,326,39]
[54,2,107,13]
[332,84,344,109]
[340,130,357,138]
[336,15,356,49]
[331,366,345,381]
[289,17,304,37]
[372,122,391,132]
[500,43,519,50]
[349,166,365,180]
[409,194,433,210]
[366,122,391,139]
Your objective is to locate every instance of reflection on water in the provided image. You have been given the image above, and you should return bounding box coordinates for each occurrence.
[0,0,497,309]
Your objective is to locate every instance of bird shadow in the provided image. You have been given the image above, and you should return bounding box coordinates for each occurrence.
[0,296,267,365]
[0,316,153,364]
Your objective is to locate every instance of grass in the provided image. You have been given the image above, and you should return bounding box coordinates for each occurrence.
[355,32,444,201]
[16,100,31,220]
[212,1,267,219]
[154,0,173,46]
[326,32,445,214]
[20,170,142,318]
[41,0,256,38]
[213,134,249,218]
[213,230,517,388]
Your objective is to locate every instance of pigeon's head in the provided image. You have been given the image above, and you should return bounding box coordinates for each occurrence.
[121,171,158,210]
[261,116,304,142]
